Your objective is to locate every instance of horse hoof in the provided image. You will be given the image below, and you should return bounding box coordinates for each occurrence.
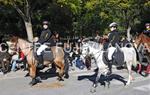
[36,76,42,82]
[107,82,110,88]
[29,81,37,86]
[123,82,126,86]
[126,83,130,86]
[59,78,64,81]
[64,74,69,79]
[57,78,64,81]
[29,78,42,86]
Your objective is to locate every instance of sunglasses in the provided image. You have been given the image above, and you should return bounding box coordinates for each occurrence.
[110,26,117,28]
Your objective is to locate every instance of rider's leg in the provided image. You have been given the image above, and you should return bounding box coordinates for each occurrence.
[36,44,48,69]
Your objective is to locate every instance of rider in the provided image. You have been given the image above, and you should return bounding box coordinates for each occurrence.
[108,22,121,47]
[106,22,121,75]
[36,20,53,69]
[143,23,150,37]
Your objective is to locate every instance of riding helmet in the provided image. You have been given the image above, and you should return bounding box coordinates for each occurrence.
[109,22,118,28]
[42,21,49,25]
[145,23,150,26]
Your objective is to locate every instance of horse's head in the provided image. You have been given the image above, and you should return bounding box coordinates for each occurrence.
[10,36,18,44]
[133,33,145,49]
[7,36,18,55]
[81,42,90,57]
[81,39,103,57]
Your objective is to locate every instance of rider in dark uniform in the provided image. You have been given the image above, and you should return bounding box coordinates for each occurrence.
[108,22,121,47]
[36,21,53,69]
[107,22,121,75]
[143,23,150,37]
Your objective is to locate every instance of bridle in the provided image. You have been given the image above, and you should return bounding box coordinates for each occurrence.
[11,39,33,57]
[82,43,102,60]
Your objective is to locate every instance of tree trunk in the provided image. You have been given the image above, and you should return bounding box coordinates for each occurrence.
[24,21,33,41]
[127,26,131,41]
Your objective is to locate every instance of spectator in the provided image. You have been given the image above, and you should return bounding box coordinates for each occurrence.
[11,48,26,71]
[94,31,101,43]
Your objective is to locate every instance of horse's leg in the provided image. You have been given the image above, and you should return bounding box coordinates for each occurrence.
[58,62,65,81]
[64,58,69,79]
[28,62,41,86]
[29,63,36,85]
[55,60,65,81]
[90,68,101,93]
[126,62,132,85]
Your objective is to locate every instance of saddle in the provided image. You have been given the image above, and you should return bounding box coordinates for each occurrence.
[112,47,125,66]
[33,44,54,61]
[103,47,124,66]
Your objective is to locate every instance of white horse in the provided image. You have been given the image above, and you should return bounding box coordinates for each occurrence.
[81,40,138,92]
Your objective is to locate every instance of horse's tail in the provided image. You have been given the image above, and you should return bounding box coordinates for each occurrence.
[132,47,138,67]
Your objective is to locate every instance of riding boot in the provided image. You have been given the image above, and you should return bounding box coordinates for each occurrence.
[37,55,44,69]
[107,61,112,75]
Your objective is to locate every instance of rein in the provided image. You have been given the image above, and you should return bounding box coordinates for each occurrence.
[16,40,34,57]
[94,50,102,60]
[19,46,34,51]
[88,46,102,60]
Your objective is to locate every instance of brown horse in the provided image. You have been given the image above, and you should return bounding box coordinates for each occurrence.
[134,33,150,54]
[9,36,67,85]
[134,33,150,75]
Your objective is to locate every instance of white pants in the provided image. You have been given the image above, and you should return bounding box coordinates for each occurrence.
[108,47,116,60]
[37,44,48,55]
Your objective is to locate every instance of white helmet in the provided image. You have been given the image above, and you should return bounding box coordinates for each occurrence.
[109,22,118,28]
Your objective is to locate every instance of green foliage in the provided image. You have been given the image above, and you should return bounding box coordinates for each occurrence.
[57,0,82,14]
[0,0,150,38]
[145,1,150,7]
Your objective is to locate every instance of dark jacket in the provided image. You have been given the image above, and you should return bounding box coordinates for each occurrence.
[143,30,150,37]
[38,29,52,44]
[108,30,120,46]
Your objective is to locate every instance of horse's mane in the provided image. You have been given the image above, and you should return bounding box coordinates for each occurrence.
[10,36,18,43]
[87,41,102,50]
[18,38,32,43]
[135,33,150,53]
[10,36,32,44]
[135,33,150,44]
[140,33,150,42]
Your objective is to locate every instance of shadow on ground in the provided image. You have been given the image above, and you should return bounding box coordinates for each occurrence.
[78,73,127,87]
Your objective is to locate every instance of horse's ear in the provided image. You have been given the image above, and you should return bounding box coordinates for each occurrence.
[10,36,18,42]
[82,38,90,43]
[82,41,86,45]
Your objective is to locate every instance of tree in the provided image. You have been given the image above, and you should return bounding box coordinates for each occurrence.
[57,0,112,36]
[0,0,33,41]
[102,0,150,40]
[0,0,149,39]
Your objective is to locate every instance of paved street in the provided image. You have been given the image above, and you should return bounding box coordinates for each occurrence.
[0,68,150,95]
